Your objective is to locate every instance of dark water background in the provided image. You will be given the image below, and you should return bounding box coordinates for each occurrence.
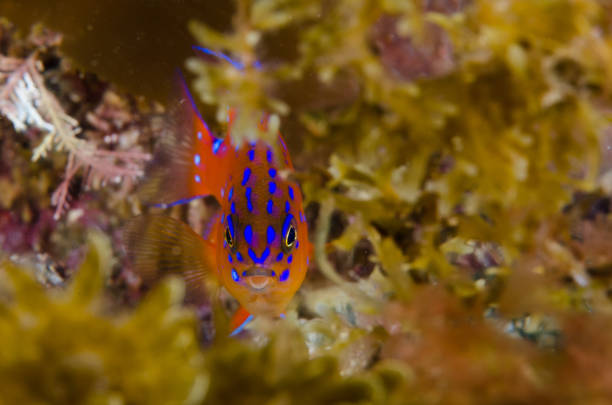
[0,0,233,101]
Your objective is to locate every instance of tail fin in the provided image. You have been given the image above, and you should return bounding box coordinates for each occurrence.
[140,71,233,207]
[123,215,220,303]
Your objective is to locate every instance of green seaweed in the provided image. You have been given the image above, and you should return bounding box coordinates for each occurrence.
[0,234,207,405]
[0,235,407,405]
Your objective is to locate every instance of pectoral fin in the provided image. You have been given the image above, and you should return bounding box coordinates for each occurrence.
[123,214,219,303]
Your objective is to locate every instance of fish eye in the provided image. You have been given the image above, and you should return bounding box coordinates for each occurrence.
[225,214,237,250]
[282,215,297,252]
[286,226,296,247]
[225,227,234,248]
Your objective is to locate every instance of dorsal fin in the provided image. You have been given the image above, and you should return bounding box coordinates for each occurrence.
[275,130,294,170]
[140,71,234,207]
[192,45,262,71]
[190,47,288,171]
[192,46,246,71]
[258,113,294,170]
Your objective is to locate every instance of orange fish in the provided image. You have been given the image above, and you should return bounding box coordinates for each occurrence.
[124,66,309,335]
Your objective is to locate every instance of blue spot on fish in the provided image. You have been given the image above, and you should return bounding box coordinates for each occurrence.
[246,187,253,212]
[288,186,294,200]
[280,269,290,282]
[268,168,276,178]
[249,247,270,264]
[285,201,290,213]
[231,268,239,282]
[287,254,293,264]
[244,225,253,245]
[194,154,201,165]
[267,226,275,244]
[236,252,243,262]
[266,149,272,163]
[276,252,283,262]
[266,200,273,214]
[197,131,202,140]
[231,201,236,214]
[195,174,201,183]
[269,181,276,194]
[228,253,233,263]
[212,137,223,154]
[260,247,270,262]
[242,168,251,186]
[229,187,234,201]
[248,149,255,161]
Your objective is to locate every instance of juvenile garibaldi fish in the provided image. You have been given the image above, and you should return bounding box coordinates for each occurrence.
[124,60,309,335]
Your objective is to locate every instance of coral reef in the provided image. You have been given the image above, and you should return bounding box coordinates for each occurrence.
[2,0,612,403]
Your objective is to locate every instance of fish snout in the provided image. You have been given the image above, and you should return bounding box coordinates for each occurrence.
[242,267,276,291]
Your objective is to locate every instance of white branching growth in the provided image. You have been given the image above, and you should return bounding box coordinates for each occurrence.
[0,55,81,160]
[52,148,150,219]
[0,54,151,219]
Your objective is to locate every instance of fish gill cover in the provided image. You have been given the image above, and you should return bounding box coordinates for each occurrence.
[1,0,612,404]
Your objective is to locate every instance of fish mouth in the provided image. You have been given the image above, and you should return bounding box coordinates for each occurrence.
[241,267,276,291]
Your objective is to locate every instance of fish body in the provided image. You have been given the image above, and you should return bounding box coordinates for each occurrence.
[125,75,309,330]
